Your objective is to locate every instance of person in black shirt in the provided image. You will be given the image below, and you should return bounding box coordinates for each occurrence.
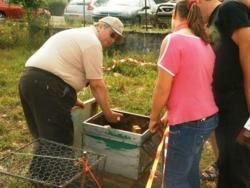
[197,0,250,187]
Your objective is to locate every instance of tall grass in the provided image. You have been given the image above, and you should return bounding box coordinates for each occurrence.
[0,48,32,152]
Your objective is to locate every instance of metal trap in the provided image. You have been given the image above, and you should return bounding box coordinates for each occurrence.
[0,138,106,188]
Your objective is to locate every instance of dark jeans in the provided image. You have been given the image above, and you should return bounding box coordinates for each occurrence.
[19,67,77,185]
[215,91,250,188]
[19,67,77,145]
[164,114,218,188]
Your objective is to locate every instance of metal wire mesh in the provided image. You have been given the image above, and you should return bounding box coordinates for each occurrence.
[0,138,106,188]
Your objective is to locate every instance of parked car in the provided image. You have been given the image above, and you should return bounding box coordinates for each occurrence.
[92,0,157,25]
[0,0,51,21]
[64,0,97,23]
[154,0,176,26]
[0,0,24,20]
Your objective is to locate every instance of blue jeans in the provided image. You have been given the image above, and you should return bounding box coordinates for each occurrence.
[163,114,218,188]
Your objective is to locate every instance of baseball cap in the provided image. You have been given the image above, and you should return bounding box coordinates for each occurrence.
[98,16,124,38]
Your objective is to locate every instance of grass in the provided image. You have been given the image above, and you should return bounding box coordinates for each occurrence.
[0,43,215,187]
[0,48,32,152]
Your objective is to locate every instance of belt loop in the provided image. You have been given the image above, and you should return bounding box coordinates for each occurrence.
[201,118,206,122]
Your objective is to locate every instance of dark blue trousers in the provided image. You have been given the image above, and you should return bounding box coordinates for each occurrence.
[19,67,77,145]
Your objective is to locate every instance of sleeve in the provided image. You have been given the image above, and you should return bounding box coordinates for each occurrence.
[157,34,181,76]
[218,1,250,37]
[82,44,103,80]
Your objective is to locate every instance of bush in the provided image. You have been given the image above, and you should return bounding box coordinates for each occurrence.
[27,16,50,48]
[0,19,49,49]
[0,21,28,49]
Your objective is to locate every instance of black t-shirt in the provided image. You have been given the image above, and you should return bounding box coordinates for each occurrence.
[208,1,250,107]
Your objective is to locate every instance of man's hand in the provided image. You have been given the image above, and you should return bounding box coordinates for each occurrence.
[236,117,250,149]
[236,128,250,149]
[75,99,85,108]
[105,111,124,123]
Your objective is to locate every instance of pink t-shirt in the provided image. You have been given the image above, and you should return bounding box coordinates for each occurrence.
[158,33,218,125]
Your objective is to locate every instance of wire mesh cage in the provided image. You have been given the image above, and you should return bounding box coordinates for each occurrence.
[0,138,106,188]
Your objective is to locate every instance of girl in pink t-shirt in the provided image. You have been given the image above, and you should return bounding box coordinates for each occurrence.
[149,0,218,187]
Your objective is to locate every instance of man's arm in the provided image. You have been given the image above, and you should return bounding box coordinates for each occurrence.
[232,27,250,111]
[89,79,122,122]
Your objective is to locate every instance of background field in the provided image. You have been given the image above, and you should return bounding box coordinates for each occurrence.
[0,20,216,187]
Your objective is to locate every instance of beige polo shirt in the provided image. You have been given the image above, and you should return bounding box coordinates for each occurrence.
[26,26,103,92]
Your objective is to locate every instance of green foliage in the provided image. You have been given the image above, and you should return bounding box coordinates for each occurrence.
[0,49,27,116]
[0,20,49,49]
[26,16,51,48]
[0,48,32,159]
[9,0,47,9]
[0,21,28,49]
[78,51,158,115]
[111,63,151,77]
[0,176,32,187]
[8,0,51,47]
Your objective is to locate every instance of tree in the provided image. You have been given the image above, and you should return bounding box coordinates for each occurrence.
[9,0,47,10]
[9,0,51,45]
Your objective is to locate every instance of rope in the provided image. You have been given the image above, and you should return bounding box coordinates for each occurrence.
[146,126,170,188]
[162,126,170,186]
[104,58,157,71]
[81,157,102,188]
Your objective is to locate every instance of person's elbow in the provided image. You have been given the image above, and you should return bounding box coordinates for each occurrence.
[89,79,105,91]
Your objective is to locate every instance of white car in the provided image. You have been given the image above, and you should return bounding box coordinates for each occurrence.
[92,0,157,25]
[63,0,95,23]
[153,0,176,26]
